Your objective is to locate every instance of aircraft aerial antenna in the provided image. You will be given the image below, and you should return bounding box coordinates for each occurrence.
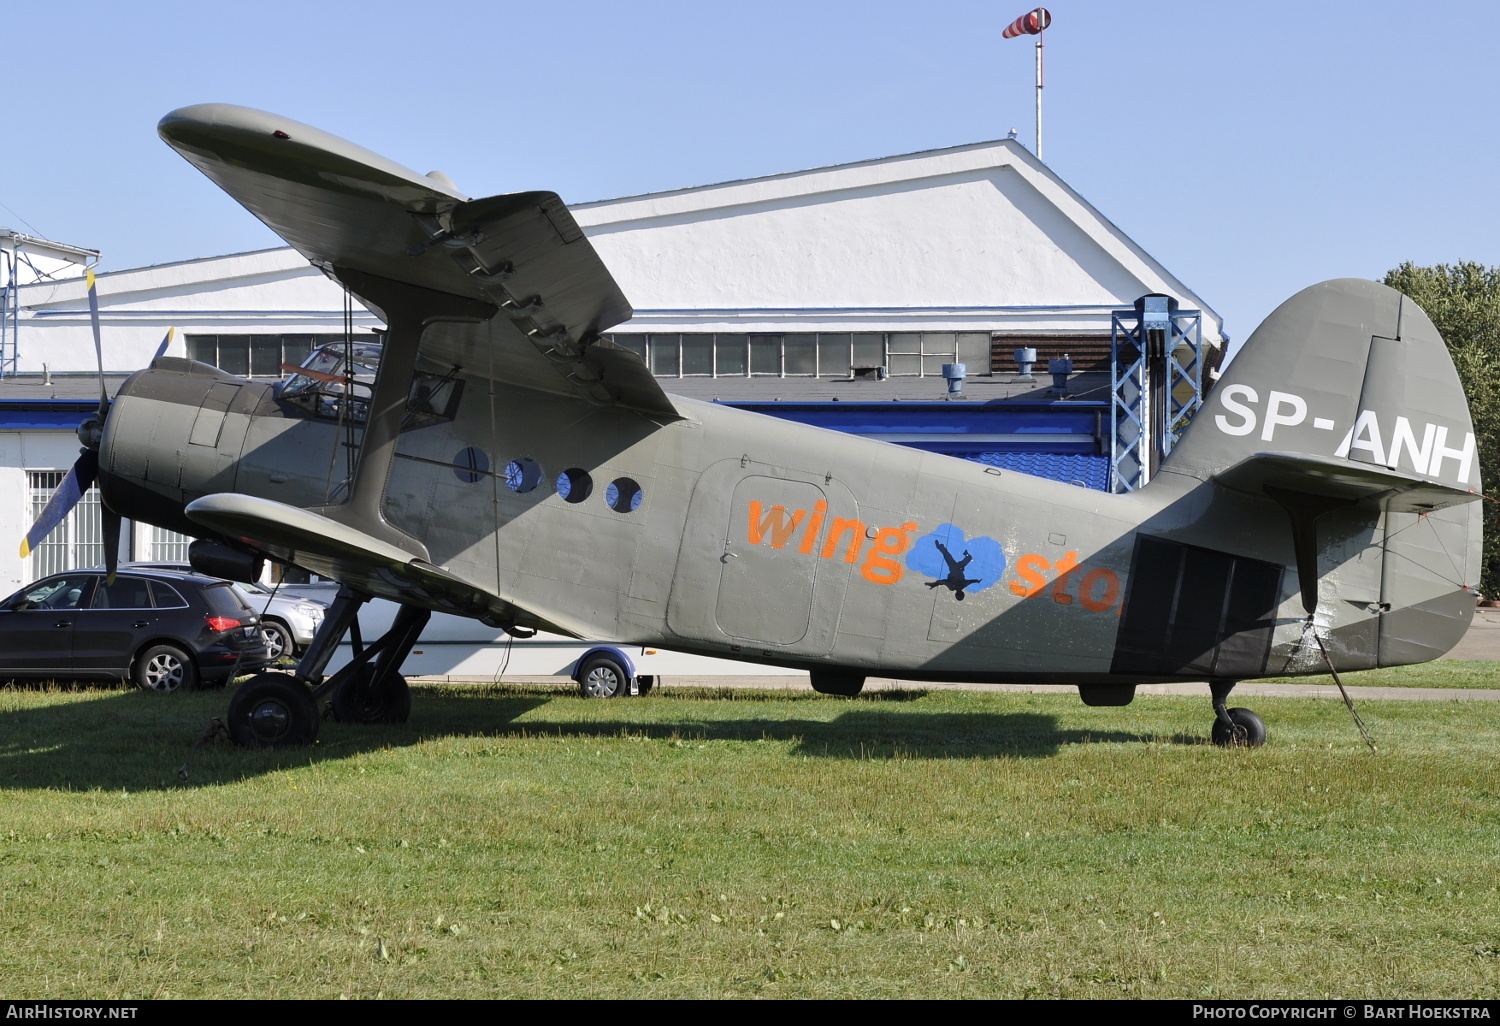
[343,286,357,484]
[1311,633,1378,753]
[1003,8,1051,160]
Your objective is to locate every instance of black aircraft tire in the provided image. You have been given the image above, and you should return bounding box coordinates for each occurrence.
[809,671,865,697]
[331,666,412,724]
[1212,707,1267,748]
[578,654,628,698]
[227,673,319,747]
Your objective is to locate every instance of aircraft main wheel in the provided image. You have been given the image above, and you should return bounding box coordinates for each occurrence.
[1212,707,1266,748]
[331,665,412,724]
[227,673,319,747]
[134,644,197,693]
[809,671,865,697]
[578,654,628,698]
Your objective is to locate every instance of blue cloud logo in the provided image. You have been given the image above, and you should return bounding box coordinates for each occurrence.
[906,524,1005,599]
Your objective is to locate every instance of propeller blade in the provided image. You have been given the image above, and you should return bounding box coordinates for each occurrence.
[102,507,122,585]
[86,270,107,411]
[19,449,99,559]
[152,326,175,362]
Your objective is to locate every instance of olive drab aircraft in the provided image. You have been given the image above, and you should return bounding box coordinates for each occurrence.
[22,103,1484,748]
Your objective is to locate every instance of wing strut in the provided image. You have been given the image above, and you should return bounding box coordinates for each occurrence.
[321,267,494,555]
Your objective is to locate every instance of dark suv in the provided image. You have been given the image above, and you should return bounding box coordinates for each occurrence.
[0,568,270,691]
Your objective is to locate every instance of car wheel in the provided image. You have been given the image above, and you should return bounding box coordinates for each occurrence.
[227,672,319,747]
[261,620,294,663]
[578,654,628,698]
[133,644,197,693]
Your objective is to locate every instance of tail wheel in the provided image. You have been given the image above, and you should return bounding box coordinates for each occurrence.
[578,654,628,698]
[1212,707,1267,748]
[331,665,412,724]
[227,672,319,747]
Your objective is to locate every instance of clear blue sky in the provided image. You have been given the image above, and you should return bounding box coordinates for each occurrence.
[4,0,1497,348]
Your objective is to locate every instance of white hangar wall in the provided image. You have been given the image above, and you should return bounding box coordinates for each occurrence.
[10,248,380,376]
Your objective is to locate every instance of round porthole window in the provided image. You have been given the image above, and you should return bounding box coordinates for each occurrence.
[605,477,643,513]
[454,447,489,483]
[505,457,542,493]
[556,468,592,504]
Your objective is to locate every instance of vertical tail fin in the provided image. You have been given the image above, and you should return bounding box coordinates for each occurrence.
[1167,278,1479,492]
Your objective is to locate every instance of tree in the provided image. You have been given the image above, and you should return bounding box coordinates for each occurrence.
[1384,262,1500,596]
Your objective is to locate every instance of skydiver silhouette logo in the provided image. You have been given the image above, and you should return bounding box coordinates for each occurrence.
[924,539,983,600]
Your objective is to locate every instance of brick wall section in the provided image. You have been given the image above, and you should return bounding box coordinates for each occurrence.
[990,334,1114,373]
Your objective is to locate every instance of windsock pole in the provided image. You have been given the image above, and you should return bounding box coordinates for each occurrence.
[1003,8,1052,160]
[1035,26,1044,159]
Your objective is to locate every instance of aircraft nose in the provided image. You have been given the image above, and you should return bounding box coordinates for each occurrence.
[98,361,259,538]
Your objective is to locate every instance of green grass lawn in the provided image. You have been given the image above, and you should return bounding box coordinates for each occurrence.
[0,676,1496,999]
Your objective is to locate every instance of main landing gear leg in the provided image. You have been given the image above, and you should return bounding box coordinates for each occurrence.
[1209,680,1266,748]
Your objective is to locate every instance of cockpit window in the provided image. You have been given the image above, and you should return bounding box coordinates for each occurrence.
[277,342,462,431]
[277,342,383,423]
[402,369,464,430]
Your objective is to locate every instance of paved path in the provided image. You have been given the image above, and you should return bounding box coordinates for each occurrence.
[1441,607,1500,661]
[415,673,1500,702]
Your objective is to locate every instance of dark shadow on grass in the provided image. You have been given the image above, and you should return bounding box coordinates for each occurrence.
[0,681,1197,792]
[0,684,552,792]
[476,710,1158,759]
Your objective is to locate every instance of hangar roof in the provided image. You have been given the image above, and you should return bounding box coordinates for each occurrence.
[574,138,1222,339]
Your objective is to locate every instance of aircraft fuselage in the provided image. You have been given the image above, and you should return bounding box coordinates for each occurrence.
[101,356,1475,685]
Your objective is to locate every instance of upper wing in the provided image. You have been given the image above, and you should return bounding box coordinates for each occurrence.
[158,103,677,419]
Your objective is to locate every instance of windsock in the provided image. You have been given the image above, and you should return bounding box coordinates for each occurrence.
[1002,8,1051,37]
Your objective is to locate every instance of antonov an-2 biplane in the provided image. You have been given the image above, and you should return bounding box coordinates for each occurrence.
[22,104,1485,747]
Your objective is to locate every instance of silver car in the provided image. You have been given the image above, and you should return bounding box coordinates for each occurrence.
[235,580,326,662]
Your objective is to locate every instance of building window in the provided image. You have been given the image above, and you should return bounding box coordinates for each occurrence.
[750,335,782,375]
[681,335,713,375]
[715,335,748,375]
[186,334,378,378]
[647,334,680,376]
[149,526,192,563]
[26,471,102,578]
[605,331,992,379]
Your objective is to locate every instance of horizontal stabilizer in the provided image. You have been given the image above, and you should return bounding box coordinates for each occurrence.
[1215,451,1480,513]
